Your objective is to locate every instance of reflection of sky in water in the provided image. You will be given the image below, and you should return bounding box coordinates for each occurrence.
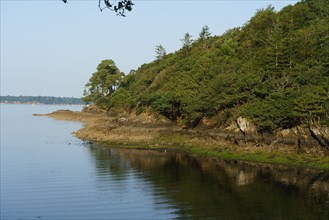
[88,146,179,219]
[1,104,178,220]
[1,104,328,220]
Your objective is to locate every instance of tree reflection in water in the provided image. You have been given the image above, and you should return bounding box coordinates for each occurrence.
[88,144,329,219]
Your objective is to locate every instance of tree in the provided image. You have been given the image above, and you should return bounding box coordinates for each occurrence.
[83,59,123,109]
[199,25,211,40]
[180,33,194,57]
[198,25,212,50]
[62,0,134,16]
[110,88,133,113]
[293,86,327,124]
[181,32,194,48]
[155,44,166,60]
[84,0,329,133]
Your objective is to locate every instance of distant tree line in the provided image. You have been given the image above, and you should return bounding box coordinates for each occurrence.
[0,96,84,105]
[83,0,329,132]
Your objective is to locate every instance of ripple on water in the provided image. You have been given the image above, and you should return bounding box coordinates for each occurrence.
[1,104,328,220]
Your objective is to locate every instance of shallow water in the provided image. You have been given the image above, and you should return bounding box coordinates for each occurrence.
[1,104,328,219]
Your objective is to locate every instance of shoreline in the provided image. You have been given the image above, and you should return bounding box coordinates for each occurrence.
[40,110,329,170]
[2,102,84,106]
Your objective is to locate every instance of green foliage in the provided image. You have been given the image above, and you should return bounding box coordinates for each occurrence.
[152,92,180,120]
[241,91,298,132]
[199,25,211,40]
[83,59,123,110]
[293,86,327,123]
[180,33,194,57]
[155,45,166,60]
[86,0,329,131]
[109,88,133,112]
[181,32,194,48]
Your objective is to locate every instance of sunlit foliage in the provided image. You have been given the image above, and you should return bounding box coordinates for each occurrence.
[85,0,329,131]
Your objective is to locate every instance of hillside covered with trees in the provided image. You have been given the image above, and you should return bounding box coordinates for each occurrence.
[83,0,329,135]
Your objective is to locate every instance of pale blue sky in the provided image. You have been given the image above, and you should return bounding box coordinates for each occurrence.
[1,0,298,97]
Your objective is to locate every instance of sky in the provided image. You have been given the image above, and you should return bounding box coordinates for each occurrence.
[1,0,299,98]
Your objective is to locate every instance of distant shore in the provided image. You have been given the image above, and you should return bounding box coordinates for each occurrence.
[0,95,84,105]
[2,102,84,106]
[39,110,329,170]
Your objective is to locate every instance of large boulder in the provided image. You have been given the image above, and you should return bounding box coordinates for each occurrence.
[236,117,257,135]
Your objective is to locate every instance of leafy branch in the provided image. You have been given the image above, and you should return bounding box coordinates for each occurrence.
[62,0,134,16]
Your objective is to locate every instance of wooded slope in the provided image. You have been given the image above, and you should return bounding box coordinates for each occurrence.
[88,0,329,133]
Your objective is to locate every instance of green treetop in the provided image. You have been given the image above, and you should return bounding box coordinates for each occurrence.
[155,44,166,61]
[181,32,194,48]
[83,59,123,109]
[199,25,211,40]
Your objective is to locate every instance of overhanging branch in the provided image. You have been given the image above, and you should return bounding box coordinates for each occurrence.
[61,0,134,16]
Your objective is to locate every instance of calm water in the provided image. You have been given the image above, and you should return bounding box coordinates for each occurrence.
[1,104,328,220]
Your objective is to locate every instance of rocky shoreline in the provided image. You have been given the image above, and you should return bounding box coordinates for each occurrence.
[38,109,329,170]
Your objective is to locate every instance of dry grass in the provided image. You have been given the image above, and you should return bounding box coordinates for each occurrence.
[44,110,168,144]
[46,110,104,122]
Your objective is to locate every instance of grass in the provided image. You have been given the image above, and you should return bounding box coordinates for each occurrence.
[188,147,329,170]
[98,137,329,171]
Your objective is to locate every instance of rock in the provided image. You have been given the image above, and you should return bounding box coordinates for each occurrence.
[278,129,293,138]
[82,105,107,113]
[309,125,329,149]
[225,121,240,133]
[236,117,257,134]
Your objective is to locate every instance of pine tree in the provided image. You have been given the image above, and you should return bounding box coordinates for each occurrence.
[155,44,166,60]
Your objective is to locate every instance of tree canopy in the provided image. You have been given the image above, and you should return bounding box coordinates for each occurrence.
[83,0,329,132]
[83,59,123,109]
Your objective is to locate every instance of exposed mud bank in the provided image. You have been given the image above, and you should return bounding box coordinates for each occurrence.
[38,110,329,170]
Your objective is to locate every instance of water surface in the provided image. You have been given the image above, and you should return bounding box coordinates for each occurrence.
[1,104,328,219]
